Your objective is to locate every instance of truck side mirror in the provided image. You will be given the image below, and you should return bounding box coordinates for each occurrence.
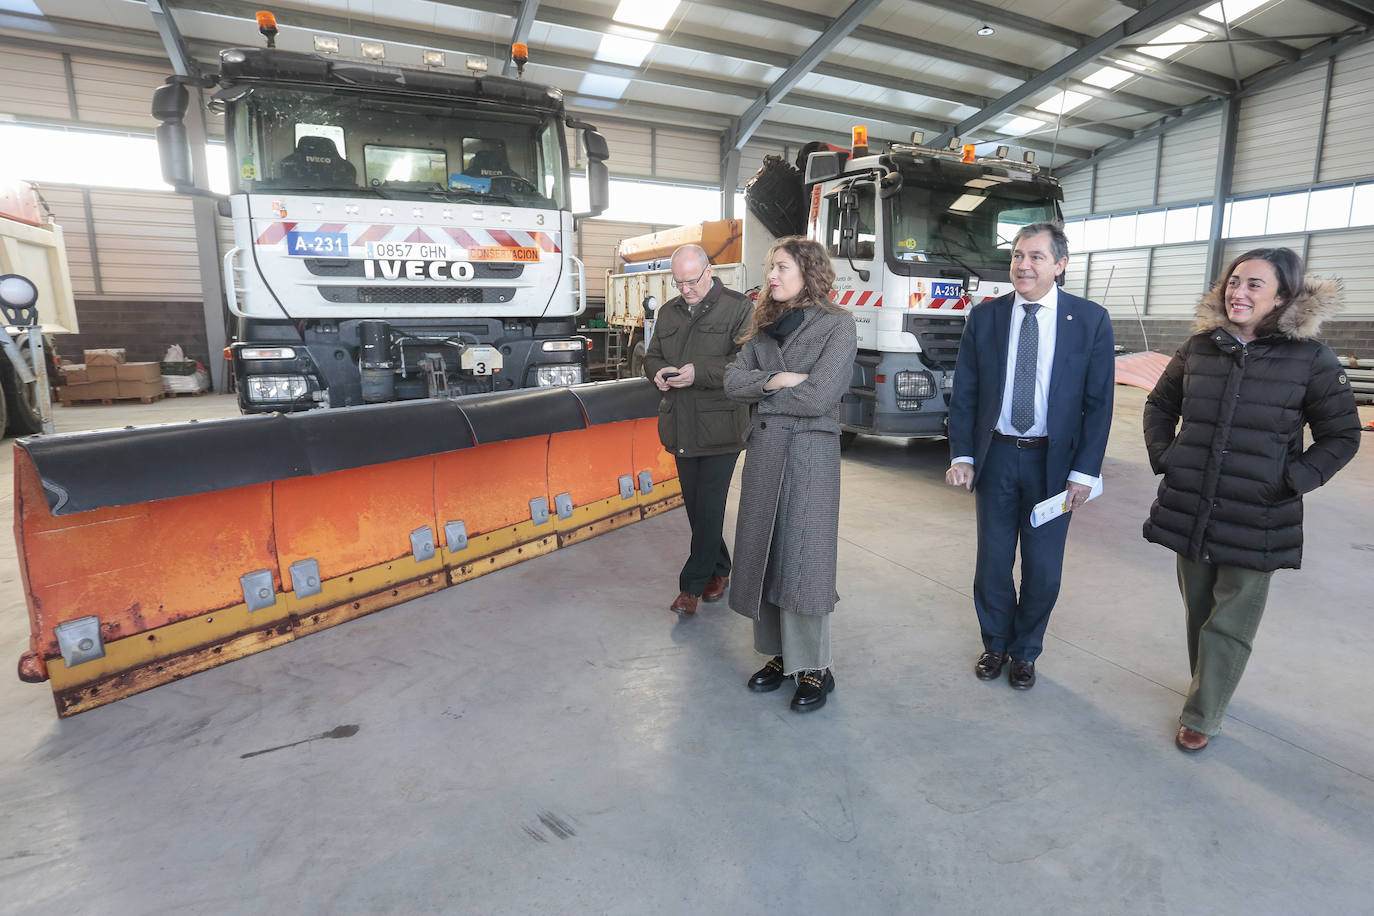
[152,80,194,191]
[805,151,844,184]
[836,188,860,260]
[577,128,609,218]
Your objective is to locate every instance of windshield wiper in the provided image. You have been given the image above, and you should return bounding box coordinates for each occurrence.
[925,248,985,284]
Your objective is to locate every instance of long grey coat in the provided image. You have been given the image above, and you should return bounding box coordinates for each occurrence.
[723,306,858,619]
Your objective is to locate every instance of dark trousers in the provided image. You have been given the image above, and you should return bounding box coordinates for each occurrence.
[972,439,1073,662]
[675,452,740,594]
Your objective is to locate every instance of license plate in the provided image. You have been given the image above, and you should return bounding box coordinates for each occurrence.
[460,346,503,376]
[366,241,451,260]
[931,281,962,299]
[286,231,348,256]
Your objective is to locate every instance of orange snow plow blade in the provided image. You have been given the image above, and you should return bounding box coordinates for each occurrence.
[13,380,680,716]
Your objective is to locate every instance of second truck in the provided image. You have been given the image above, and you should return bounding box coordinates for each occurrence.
[608,131,1064,443]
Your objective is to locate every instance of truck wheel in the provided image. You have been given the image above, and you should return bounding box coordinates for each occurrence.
[839,430,857,451]
[4,337,45,437]
[629,341,646,379]
[0,370,10,439]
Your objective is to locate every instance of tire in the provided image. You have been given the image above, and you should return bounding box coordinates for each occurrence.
[4,337,45,437]
[839,430,858,451]
[0,369,10,440]
[629,340,646,380]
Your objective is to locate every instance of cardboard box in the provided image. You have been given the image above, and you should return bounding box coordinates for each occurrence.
[86,365,118,382]
[117,379,163,399]
[83,348,126,367]
[59,380,120,402]
[116,362,161,383]
[60,364,89,385]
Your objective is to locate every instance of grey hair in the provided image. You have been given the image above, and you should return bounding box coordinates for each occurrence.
[1013,222,1069,263]
[671,244,709,269]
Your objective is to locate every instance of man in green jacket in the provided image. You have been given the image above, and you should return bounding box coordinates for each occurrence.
[645,244,754,615]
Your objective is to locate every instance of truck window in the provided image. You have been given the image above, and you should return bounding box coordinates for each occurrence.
[890,179,1058,265]
[825,184,876,260]
[365,145,448,186]
[230,86,569,208]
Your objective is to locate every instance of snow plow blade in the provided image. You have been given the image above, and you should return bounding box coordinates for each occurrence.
[13,379,678,716]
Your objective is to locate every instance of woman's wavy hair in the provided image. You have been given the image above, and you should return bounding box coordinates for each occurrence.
[1217,247,1304,337]
[738,236,844,342]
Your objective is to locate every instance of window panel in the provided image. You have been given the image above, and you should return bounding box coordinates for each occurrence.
[1266,192,1308,234]
[1164,207,1196,244]
[1136,210,1166,247]
[1307,186,1353,231]
[1227,197,1267,238]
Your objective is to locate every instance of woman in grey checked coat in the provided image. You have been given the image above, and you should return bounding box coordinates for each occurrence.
[724,236,858,713]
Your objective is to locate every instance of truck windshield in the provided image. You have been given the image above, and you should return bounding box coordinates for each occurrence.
[228,85,568,208]
[889,178,1058,266]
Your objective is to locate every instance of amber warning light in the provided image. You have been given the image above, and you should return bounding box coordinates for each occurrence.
[961,144,976,163]
[256,10,279,47]
[851,125,869,158]
[512,42,529,77]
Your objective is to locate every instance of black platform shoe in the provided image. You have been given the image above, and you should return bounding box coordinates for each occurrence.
[790,668,835,712]
[747,656,785,692]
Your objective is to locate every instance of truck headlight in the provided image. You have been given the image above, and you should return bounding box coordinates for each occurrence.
[240,347,298,360]
[535,365,584,387]
[246,375,308,402]
[894,369,935,410]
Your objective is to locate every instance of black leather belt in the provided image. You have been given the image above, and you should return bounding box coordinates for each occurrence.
[992,431,1048,449]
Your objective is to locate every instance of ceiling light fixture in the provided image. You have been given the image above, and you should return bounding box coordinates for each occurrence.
[976,24,995,37]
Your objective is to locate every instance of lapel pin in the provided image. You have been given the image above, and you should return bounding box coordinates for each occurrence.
[1067,315,1073,320]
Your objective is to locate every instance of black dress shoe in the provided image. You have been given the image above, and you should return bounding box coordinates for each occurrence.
[975,650,1008,680]
[747,656,785,692]
[1008,658,1036,690]
[790,669,835,712]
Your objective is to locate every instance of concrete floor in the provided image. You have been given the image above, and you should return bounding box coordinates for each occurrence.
[1,388,1371,915]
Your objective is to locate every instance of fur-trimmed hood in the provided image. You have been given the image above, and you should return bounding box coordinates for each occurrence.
[1193,274,1344,340]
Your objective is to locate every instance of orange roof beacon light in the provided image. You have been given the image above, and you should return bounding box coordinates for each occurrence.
[961,143,976,163]
[511,42,529,77]
[256,10,278,48]
[851,125,869,158]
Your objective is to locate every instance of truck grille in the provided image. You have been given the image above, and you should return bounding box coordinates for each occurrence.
[303,259,525,279]
[318,287,509,304]
[903,315,965,371]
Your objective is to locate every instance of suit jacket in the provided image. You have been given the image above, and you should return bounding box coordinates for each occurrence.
[947,288,1115,494]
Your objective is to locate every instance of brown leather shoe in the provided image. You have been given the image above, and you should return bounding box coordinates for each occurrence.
[702,575,729,602]
[1176,726,1209,752]
[670,591,700,615]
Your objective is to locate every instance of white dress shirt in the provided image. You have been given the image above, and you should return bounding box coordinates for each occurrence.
[952,283,1099,488]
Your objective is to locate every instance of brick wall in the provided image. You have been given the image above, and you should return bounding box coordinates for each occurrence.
[54,300,212,367]
[1112,317,1374,360]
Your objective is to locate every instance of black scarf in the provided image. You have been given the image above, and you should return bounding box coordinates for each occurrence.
[763,307,805,342]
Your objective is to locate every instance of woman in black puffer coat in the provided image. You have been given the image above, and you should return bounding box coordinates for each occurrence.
[1142,247,1360,753]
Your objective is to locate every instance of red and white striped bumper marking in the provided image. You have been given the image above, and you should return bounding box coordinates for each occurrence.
[834,290,884,308]
[254,222,562,254]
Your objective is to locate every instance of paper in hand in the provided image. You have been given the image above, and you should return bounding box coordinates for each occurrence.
[1030,476,1104,528]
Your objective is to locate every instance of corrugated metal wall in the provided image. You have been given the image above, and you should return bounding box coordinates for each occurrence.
[1307,227,1374,305]
[1093,139,1159,212]
[0,45,71,121]
[1086,250,1149,317]
[1144,244,1209,316]
[1231,66,1326,195]
[1319,43,1374,182]
[597,122,655,180]
[1059,169,1092,219]
[1157,111,1221,205]
[655,128,719,184]
[577,220,660,300]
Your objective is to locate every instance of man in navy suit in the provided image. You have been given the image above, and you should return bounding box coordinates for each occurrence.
[945,222,1114,689]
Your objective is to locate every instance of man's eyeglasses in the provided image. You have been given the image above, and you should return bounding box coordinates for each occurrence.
[672,266,709,290]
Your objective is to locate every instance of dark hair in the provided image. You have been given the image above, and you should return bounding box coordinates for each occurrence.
[1218,247,1304,336]
[1013,222,1070,262]
[738,236,844,342]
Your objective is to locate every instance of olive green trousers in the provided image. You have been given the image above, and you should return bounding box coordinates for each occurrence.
[1176,555,1274,736]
